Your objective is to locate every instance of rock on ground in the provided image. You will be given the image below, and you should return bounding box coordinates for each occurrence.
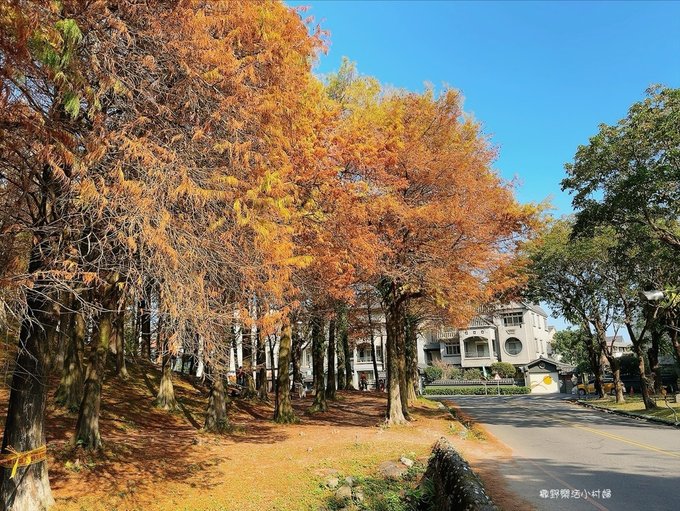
[335,485,353,500]
[378,460,408,479]
[400,456,414,467]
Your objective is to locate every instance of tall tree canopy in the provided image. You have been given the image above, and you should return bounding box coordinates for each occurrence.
[1,4,540,509]
[563,86,680,251]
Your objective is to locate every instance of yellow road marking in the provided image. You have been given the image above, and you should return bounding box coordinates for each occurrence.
[569,423,680,459]
[521,404,680,459]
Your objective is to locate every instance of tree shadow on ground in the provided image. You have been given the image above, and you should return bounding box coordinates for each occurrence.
[0,364,446,509]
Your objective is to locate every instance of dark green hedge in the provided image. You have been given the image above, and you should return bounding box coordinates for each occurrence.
[423,385,530,395]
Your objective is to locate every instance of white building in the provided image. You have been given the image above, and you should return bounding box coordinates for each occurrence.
[421,302,552,369]
[225,302,553,389]
[607,336,633,358]
[299,321,388,389]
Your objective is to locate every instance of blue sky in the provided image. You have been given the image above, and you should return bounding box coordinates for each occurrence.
[291,0,679,215]
[289,1,680,332]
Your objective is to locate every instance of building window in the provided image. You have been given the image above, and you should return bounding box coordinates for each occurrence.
[464,337,489,358]
[445,342,460,356]
[504,337,523,355]
[357,344,382,363]
[502,312,523,327]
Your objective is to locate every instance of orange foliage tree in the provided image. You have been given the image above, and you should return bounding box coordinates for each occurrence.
[1,3,539,508]
[0,0,324,506]
[325,62,537,423]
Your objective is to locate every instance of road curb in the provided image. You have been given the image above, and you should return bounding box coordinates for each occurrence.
[573,399,680,429]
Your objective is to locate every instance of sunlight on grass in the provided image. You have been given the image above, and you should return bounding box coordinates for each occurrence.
[586,396,680,422]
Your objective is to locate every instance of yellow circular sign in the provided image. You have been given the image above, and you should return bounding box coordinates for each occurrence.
[543,375,553,385]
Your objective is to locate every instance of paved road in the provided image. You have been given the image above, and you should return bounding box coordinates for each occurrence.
[436,395,680,511]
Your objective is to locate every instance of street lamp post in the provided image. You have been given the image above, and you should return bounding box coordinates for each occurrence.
[638,289,680,332]
[639,290,665,302]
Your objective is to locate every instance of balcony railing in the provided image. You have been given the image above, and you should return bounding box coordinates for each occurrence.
[464,352,491,359]
[354,356,383,364]
[468,317,492,328]
[437,328,457,340]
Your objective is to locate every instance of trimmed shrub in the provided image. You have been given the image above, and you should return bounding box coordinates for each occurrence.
[490,362,516,378]
[423,386,531,395]
[463,368,483,380]
[424,365,443,383]
[445,366,462,380]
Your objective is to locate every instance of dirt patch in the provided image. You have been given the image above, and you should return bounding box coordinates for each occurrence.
[0,365,529,511]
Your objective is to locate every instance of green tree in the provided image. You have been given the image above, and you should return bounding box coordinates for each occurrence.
[550,328,592,368]
[523,219,625,400]
[563,86,680,252]
[561,87,680,409]
[490,362,518,378]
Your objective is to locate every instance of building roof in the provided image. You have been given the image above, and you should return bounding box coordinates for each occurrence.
[525,303,549,317]
[495,301,548,317]
[526,356,574,373]
[606,335,632,347]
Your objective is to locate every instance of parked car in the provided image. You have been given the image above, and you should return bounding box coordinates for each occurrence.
[575,377,617,396]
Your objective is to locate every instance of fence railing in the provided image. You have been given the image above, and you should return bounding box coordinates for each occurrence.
[429,378,516,386]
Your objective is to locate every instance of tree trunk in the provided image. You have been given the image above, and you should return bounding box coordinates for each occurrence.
[112,301,128,380]
[326,319,337,400]
[241,371,257,399]
[309,315,328,413]
[204,370,228,432]
[592,321,609,399]
[342,324,353,390]
[633,343,656,410]
[274,324,296,423]
[336,329,346,390]
[156,359,177,410]
[40,294,61,373]
[195,334,205,379]
[52,297,66,374]
[395,305,410,419]
[132,294,140,357]
[256,327,268,401]
[367,304,380,385]
[648,329,662,394]
[668,324,680,364]
[181,347,189,374]
[1,287,55,511]
[593,321,625,403]
[291,326,302,388]
[155,327,177,410]
[268,335,277,394]
[612,361,625,403]
[584,329,604,398]
[140,283,152,360]
[242,332,252,379]
[405,316,418,406]
[384,299,406,425]
[55,298,85,410]
[73,281,117,449]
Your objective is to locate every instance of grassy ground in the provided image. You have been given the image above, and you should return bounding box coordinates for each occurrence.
[0,362,530,511]
[582,395,680,423]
